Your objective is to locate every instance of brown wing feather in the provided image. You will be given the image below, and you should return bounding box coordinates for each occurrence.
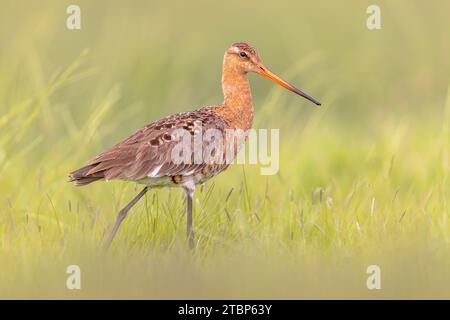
[68,106,230,186]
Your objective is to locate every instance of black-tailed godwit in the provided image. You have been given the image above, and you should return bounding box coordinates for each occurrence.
[69,42,320,249]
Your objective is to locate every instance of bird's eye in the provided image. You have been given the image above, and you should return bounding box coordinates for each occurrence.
[239,51,247,57]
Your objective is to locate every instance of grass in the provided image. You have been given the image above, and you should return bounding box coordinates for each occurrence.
[0,0,449,299]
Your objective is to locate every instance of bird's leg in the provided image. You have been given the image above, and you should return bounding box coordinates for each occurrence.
[183,185,195,249]
[104,186,149,250]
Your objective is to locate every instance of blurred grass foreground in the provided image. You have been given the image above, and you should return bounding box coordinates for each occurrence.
[0,0,449,298]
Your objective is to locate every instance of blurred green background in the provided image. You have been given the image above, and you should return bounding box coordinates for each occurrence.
[0,0,449,298]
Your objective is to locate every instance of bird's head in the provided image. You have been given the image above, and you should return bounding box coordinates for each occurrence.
[224,42,321,106]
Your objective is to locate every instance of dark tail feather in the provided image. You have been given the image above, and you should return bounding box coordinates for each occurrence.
[68,164,104,186]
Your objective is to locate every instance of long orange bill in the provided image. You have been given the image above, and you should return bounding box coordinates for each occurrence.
[256,64,321,106]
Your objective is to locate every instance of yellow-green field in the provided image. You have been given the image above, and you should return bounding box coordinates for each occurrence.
[0,0,449,299]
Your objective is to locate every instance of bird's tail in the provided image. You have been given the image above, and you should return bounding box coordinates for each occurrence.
[68,164,104,186]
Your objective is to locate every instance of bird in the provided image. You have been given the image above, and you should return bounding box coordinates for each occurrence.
[68,42,321,249]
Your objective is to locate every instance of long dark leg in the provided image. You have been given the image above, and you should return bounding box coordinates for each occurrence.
[104,186,148,250]
[183,187,195,249]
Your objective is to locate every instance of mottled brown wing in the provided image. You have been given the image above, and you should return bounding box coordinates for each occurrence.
[69,106,229,185]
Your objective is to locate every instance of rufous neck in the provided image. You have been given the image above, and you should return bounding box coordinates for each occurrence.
[221,63,253,109]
